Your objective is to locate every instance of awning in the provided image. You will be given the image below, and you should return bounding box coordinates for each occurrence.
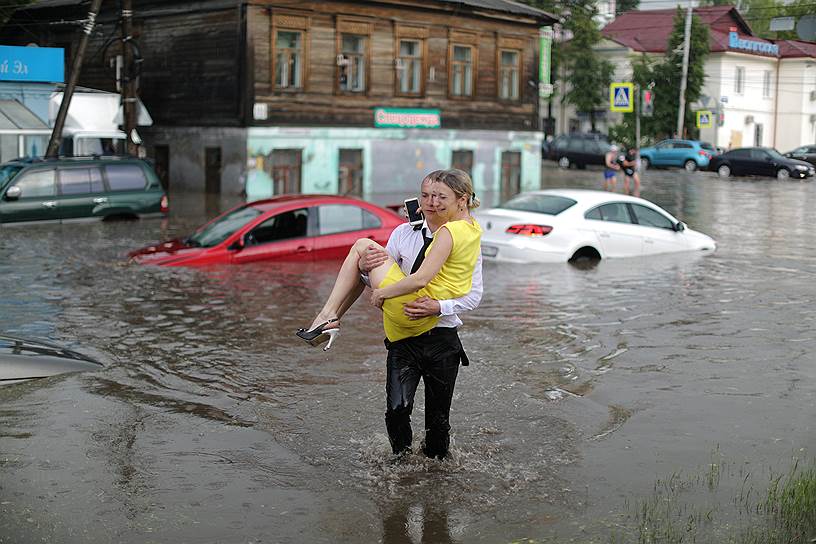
[49,91,153,131]
[0,99,50,134]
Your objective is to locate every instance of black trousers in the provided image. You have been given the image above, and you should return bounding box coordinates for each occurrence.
[384,328,464,459]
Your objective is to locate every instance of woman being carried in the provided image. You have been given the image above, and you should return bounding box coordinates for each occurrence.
[297,169,481,350]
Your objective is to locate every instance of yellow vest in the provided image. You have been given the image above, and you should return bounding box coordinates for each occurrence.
[380,218,482,342]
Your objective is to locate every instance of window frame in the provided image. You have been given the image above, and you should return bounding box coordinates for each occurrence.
[629,203,675,230]
[497,48,521,101]
[316,203,381,236]
[394,25,428,97]
[11,168,56,199]
[335,18,372,96]
[245,207,309,246]
[734,66,745,94]
[762,70,772,99]
[271,13,310,93]
[57,166,105,196]
[448,31,478,100]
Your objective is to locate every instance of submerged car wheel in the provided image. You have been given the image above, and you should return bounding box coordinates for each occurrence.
[558,156,571,169]
[684,159,698,172]
[776,168,790,180]
[717,164,731,178]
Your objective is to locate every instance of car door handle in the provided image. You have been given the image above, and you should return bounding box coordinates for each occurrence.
[599,233,610,238]
[42,201,57,208]
[295,246,310,253]
[93,197,108,204]
[645,239,654,244]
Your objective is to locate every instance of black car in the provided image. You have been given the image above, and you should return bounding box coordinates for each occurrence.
[709,147,815,180]
[783,145,816,167]
[547,133,611,169]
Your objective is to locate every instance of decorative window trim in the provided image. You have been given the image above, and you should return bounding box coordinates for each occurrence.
[448,30,478,100]
[271,12,310,92]
[335,17,373,96]
[394,24,428,97]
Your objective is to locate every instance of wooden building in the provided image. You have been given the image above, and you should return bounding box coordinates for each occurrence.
[2,0,556,206]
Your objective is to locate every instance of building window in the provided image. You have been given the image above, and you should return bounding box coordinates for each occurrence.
[734,66,745,94]
[268,149,302,194]
[763,70,772,98]
[452,150,473,177]
[339,34,366,93]
[397,39,423,95]
[499,50,520,100]
[500,151,521,202]
[450,45,474,97]
[339,149,363,197]
[275,30,304,90]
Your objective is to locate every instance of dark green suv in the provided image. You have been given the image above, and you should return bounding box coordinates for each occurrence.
[0,156,168,225]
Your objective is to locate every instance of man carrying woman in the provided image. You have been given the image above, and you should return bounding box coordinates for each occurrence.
[297,169,482,459]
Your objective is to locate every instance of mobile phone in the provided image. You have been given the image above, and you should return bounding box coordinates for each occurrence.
[404,198,424,226]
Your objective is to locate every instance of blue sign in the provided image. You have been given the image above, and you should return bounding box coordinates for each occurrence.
[728,32,779,56]
[0,45,64,83]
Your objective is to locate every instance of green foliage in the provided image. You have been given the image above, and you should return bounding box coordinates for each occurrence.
[561,0,614,131]
[615,0,640,16]
[611,9,709,145]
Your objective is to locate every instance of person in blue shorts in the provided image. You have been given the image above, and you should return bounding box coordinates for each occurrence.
[603,144,620,191]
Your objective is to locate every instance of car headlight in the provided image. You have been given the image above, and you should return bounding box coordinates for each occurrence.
[794,165,808,170]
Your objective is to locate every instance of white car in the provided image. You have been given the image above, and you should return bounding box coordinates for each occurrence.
[474,189,716,263]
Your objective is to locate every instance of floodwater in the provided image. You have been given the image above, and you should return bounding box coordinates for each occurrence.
[1,164,815,543]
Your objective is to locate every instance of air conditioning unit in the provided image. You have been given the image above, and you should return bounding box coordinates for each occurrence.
[811,90,816,101]
[744,115,754,124]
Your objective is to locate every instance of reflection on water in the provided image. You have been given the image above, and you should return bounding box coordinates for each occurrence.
[1,167,816,542]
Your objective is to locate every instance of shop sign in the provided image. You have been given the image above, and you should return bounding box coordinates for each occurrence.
[374,108,441,128]
[0,45,64,83]
[728,32,779,56]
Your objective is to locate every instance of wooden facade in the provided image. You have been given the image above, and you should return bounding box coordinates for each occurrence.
[1,0,553,132]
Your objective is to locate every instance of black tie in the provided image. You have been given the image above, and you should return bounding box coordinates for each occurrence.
[411,228,434,274]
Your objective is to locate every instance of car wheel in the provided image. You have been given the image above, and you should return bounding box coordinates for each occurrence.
[684,159,698,172]
[776,168,790,180]
[717,164,731,178]
[558,156,570,169]
[641,157,650,171]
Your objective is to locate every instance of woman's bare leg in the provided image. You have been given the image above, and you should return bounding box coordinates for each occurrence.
[307,238,395,331]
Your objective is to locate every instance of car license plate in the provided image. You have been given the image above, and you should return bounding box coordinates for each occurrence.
[481,245,498,257]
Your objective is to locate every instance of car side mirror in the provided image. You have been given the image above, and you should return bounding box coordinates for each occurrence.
[674,221,685,232]
[4,186,21,201]
[227,238,245,251]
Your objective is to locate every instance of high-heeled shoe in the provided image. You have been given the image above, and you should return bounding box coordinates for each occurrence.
[296,318,340,351]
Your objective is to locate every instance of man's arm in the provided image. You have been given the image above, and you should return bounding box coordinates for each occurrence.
[402,254,483,318]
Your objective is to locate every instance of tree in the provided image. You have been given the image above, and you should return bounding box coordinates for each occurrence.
[561,0,614,132]
[616,0,641,16]
[611,8,709,144]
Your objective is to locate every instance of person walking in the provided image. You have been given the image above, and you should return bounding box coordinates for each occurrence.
[298,169,483,460]
[603,145,620,191]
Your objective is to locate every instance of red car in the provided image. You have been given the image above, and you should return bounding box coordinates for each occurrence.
[129,195,404,266]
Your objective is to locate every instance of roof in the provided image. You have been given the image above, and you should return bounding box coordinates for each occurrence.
[435,0,557,20]
[602,5,815,59]
[0,100,49,131]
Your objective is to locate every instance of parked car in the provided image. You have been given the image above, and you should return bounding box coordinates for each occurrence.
[473,189,716,263]
[639,139,712,172]
[0,156,167,225]
[700,142,721,157]
[130,195,404,266]
[548,133,611,169]
[709,147,815,180]
[1,334,103,385]
[783,145,816,167]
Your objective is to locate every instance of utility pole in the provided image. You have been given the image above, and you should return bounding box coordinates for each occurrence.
[46,0,103,158]
[121,0,139,156]
[676,0,693,138]
[635,83,641,151]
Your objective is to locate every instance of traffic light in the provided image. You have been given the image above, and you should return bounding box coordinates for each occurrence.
[641,89,654,117]
[717,111,725,127]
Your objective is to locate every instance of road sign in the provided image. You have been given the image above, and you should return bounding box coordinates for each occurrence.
[610,83,634,112]
[696,110,713,129]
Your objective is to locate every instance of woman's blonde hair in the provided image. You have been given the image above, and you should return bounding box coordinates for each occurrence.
[435,168,481,210]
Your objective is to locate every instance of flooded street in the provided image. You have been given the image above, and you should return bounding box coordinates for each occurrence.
[2,164,815,543]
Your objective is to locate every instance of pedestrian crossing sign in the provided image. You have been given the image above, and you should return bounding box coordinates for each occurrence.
[610,83,634,112]
[696,110,713,128]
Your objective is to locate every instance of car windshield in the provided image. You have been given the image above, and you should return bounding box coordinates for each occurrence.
[187,206,263,248]
[498,194,577,215]
[766,149,786,160]
[0,165,22,188]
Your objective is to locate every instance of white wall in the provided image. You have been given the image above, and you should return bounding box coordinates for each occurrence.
[776,59,816,151]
